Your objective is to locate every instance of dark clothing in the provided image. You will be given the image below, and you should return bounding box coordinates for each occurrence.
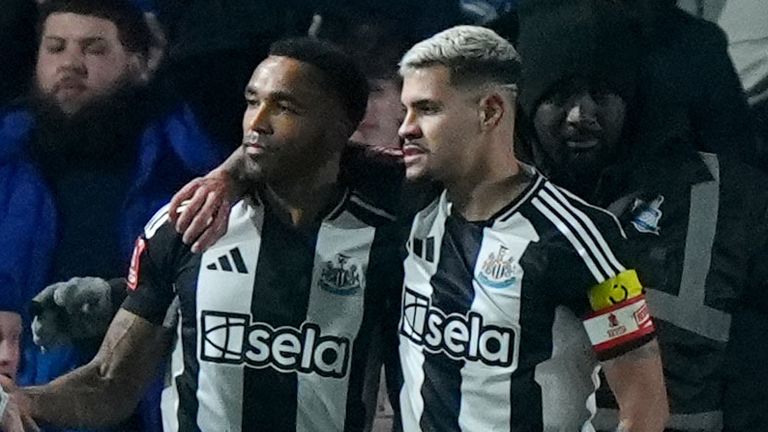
[593,152,768,431]
[634,6,759,167]
[0,0,36,106]
[0,97,226,432]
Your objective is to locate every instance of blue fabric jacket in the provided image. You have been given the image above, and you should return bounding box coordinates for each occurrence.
[0,103,226,431]
[0,103,226,314]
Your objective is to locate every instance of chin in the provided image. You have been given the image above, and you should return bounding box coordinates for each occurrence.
[405,166,428,182]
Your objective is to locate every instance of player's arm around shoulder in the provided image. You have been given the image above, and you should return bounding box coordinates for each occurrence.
[12,308,173,429]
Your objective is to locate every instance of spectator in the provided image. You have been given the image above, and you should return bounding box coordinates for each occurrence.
[517,0,768,430]
[0,0,225,430]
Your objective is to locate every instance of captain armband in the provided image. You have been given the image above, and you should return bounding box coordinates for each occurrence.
[582,270,655,360]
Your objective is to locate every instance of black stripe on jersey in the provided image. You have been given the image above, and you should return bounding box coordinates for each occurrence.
[178,287,203,432]
[343,225,402,432]
[230,248,248,274]
[420,217,485,432]
[533,193,611,281]
[541,184,623,276]
[241,208,317,432]
[218,255,233,271]
[173,246,203,432]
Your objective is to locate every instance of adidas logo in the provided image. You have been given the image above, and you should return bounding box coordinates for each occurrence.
[206,248,248,274]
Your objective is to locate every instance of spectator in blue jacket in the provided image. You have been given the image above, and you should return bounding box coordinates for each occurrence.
[0,0,226,430]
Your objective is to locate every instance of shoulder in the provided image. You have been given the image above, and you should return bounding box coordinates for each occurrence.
[526,181,629,283]
[715,154,768,223]
[527,180,627,242]
[0,107,34,162]
[346,189,399,228]
[340,142,405,216]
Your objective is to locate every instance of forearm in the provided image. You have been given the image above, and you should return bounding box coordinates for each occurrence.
[22,362,136,427]
[218,148,246,183]
[22,310,171,428]
[603,340,668,432]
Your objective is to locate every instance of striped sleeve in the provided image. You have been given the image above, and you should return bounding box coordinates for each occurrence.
[535,183,655,360]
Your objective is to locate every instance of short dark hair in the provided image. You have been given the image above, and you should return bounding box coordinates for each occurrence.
[269,38,369,128]
[38,0,152,58]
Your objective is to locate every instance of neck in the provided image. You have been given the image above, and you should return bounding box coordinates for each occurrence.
[262,155,343,227]
[445,136,530,221]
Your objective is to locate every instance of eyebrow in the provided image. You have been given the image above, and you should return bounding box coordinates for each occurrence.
[43,36,107,45]
[410,99,442,109]
[244,87,305,108]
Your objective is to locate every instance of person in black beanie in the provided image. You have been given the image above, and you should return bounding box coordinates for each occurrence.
[517,0,768,430]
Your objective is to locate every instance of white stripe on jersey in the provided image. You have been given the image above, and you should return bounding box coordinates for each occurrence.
[349,194,396,221]
[532,197,606,281]
[399,198,447,432]
[537,189,617,280]
[456,212,535,432]
[161,308,185,432]
[194,202,264,432]
[553,185,628,239]
[542,184,625,275]
[144,203,172,238]
[295,211,376,432]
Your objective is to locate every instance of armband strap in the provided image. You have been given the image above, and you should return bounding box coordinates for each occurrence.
[583,295,655,355]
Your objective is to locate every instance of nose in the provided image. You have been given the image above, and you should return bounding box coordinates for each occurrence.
[566,92,600,131]
[245,103,273,136]
[0,338,18,375]
[398,111,422,142]
[59,46,87,75]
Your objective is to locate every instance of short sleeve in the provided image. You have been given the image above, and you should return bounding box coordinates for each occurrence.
[545,192,656,361]
[121,207,188,324]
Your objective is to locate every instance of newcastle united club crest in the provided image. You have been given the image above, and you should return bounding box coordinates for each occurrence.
[477,245,522,289]
[319,254,362,296]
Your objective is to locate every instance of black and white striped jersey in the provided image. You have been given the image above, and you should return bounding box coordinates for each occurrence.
[398,169,656,432]
[122,189,404,432]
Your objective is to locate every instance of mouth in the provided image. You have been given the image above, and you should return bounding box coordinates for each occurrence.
[402,143,427,158]
[565,138,599,151]
[55,78,86,93]
[242,137,271,156]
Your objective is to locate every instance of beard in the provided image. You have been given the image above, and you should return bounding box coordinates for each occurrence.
[27,77,148,174]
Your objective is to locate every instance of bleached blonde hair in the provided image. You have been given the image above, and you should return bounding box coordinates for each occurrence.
[399,25,520,91]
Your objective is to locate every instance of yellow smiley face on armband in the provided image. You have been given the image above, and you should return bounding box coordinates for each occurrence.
[588,270,644,311]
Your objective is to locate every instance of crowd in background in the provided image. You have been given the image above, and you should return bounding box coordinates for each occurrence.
[0,0,766,431]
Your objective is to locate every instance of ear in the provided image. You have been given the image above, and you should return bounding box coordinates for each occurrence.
[479,92,507,130]
[127,52,151,83]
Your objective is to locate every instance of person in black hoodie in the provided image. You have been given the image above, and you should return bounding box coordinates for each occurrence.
[517,0,768,430]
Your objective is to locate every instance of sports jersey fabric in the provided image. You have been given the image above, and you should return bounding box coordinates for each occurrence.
[123,188,404,432]
[398,167,655,432]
